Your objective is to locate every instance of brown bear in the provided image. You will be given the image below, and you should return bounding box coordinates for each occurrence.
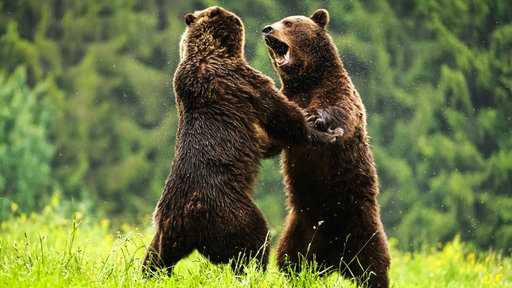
[262,9,391,287]
[142,6,341,276]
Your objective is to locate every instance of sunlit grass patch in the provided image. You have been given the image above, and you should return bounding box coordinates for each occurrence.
[390,237,512,288]
[1,205,511,287]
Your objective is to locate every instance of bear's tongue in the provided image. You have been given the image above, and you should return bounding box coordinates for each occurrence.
[276,50,290,66]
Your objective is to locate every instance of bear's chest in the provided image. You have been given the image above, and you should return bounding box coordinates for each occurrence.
[283,146,334,180]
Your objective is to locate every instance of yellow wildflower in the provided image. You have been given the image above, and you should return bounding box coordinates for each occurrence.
[10,202,18,212]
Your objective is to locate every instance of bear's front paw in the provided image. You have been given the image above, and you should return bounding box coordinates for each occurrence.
[327,127,344,143]
[306,113,328,132]
[310,127,343,145]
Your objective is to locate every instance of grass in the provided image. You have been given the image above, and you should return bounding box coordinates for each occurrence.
[1,203,511,287]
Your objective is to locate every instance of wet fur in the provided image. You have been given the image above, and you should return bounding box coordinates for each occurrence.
[264,9,391,287]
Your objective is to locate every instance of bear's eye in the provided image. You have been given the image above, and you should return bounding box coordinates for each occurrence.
[284,21,292,28]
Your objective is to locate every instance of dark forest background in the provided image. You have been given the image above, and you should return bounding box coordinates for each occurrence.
[1,0,511,253]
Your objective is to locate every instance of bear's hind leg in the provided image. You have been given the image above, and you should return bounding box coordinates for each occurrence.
[276,212,320,274]
[354,232,390,288]
[142,230,194,276]
[337,228,390,288]
[202,203,270,273]
[142,235,164,276]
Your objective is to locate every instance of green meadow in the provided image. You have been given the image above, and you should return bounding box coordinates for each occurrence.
[1,203,510,288]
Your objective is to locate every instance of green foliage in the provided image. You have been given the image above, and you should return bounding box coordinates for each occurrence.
[1,0,181,222]
[1,0,511,253]
[0,67,55,220]
[324,0,512,253]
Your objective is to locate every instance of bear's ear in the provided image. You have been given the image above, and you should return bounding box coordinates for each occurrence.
[184,13,195,26]
[209,6,223,18]
[310,9,329,29]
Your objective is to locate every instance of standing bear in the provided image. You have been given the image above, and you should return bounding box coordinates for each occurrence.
[262,9,391,287]
[142,6,340,275]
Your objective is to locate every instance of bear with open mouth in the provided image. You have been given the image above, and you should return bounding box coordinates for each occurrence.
[263,9,391,288]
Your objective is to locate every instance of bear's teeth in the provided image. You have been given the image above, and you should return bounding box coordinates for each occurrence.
[276,50,290,66]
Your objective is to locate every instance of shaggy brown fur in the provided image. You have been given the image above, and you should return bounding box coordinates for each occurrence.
[142,6,340,275]
[263,9,391,287]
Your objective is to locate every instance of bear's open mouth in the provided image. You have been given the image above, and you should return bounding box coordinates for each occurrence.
[264,35,290,67]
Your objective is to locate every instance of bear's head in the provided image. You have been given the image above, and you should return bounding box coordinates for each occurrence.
[262,9,332,75]
[180,6,245,60]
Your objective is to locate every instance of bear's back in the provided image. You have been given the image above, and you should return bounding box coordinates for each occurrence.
[170,58,263,196]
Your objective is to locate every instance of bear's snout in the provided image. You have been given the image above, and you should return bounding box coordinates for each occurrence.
[262,25,273,35]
